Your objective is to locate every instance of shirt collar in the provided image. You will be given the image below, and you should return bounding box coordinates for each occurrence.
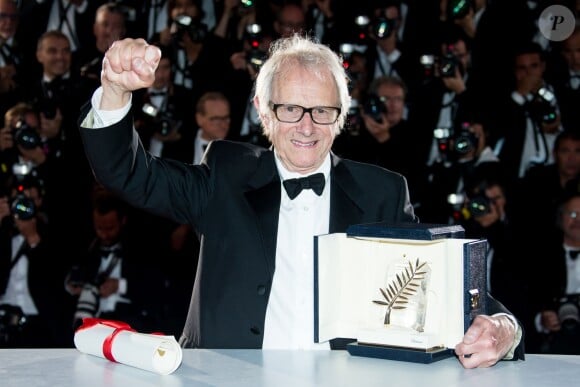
[273,150,331,181]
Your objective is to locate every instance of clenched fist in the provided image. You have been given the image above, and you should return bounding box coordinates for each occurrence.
[100,38,161,111]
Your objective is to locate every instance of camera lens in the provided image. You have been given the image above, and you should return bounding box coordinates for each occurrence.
[439,53,457,77]
[247,49,267,70]
[363,94,387,123]
[529,89,558,125]
[14,122,41,150]
[454,131,475,154]
[11,195,36,220]
[467,195,490,217]
[241,0,255,8]
[453,123,477,155]
[372,17,395,39]
[172,15,207,43]
[559,302,580,330]
[447,0,471,20]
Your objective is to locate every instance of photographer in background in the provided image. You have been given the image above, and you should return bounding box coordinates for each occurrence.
[332,75,423,200]
[226,22,272,145]
[79,2,127,89]
[0,103,54,192]
[133,44,193,162]
[493,41,563,192]
[0,174,69,347]
[66,189,164,338]
[515,130,580,240]
[459,163,524,323]
[413,27,482,171]
[524,190,580,354]
[26,30,94,255]
[361,1,418,94]
[152,0,231,102]
[416,118,498,224]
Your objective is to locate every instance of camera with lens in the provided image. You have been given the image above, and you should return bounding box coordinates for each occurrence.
[171,14,208,44]
[439,49,459,78]
[465,194,490,218]
[12,118,41,150]
[372,16,397,39]
[420,45,462,79]
[9,175,41,220]
[433,122,478,161]
[362,93,387,123]
[453,122,478,155]
[528,87,558,125]
[244,24,267,71]
[555,294,580,331]
[74,282,101,324]
[10,194,36,220]
[73,266,112,325]
[240,0,255,8]
[141,103,180,137]
[447,0,473,20]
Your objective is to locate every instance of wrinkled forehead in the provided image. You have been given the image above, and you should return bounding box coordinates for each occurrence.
[272,61,338,99]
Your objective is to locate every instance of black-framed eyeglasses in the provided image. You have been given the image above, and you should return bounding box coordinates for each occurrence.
[270,103,341,125]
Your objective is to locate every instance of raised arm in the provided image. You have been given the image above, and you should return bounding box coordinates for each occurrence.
[100,38,161,111]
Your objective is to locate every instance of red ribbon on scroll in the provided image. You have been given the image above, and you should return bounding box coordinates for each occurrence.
[76,318,136,362]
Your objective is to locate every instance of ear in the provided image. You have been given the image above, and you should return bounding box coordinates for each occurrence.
[253,96,270,126]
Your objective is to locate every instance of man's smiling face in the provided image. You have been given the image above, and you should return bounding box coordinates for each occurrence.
[268,65,338,175]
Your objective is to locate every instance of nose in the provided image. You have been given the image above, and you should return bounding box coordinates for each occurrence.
[296,112,314,136]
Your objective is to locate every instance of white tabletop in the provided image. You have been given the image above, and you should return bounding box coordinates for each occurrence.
[1,349,579,387]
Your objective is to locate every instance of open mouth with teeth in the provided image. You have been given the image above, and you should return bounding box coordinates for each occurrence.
[292,139,317,147]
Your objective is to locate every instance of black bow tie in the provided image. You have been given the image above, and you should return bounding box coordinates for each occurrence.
[569,250,580,260]
[283,173,325,199]
[149,91,166,97]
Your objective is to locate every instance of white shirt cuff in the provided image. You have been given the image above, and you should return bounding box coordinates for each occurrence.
[88,86,132,128]
[493,312,522,360]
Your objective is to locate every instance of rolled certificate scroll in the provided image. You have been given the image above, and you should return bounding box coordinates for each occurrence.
[74,318,183,375]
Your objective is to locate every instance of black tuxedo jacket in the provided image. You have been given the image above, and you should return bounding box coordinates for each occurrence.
[79,104,523,359]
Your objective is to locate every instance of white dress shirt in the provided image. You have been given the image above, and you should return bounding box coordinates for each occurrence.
[193,129,210,165]
[96,243,129,314]
[262,152,331,350]
[0,235,38,315]
[47,0,88,53]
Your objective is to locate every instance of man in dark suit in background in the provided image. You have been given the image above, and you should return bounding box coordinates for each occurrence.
[78,34,523,368]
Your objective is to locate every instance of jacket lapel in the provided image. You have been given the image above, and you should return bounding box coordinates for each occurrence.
[243,152,366,275]
[329,154,364,233]
[244,151,281,277]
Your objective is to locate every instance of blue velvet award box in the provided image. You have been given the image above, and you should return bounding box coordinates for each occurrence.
[313,222,488,363]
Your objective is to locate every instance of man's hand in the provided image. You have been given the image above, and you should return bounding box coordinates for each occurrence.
[0,126,13,151]
[541,310,561,332]
[455,314,517,368]
[100,38,161,110]
[99,277,120,297]
[361,111,390,143]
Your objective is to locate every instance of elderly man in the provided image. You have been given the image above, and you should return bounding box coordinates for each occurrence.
[78,35,522,368]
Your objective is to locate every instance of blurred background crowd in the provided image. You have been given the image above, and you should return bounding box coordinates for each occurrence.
[0,0,579,355]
